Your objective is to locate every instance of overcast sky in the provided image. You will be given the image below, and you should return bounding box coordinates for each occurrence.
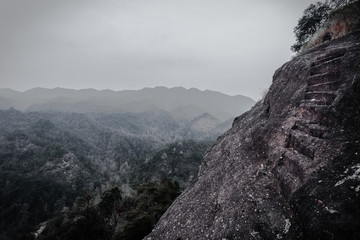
[0,0,315,100]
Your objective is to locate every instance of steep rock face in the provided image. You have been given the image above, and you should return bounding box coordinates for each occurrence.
[145,30,360,240]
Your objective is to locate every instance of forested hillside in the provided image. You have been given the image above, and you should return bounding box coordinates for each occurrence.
[0,107,225,239]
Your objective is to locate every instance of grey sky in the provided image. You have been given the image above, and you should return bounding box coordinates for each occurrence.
[0,0,315,100]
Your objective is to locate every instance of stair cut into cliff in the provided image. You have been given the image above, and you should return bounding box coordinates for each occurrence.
[145,29,360,240]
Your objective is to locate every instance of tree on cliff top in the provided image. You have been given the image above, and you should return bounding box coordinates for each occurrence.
[291,1,331,52]
[291,0,359,53]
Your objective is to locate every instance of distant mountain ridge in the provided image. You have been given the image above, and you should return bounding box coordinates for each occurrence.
[0,87,255,121]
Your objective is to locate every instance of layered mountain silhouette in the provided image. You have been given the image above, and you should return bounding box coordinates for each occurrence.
[0,87,255,121]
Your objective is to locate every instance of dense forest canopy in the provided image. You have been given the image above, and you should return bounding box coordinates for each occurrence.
[0,109,217,239]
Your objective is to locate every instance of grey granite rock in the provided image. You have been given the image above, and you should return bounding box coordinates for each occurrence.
[145,30,360,240]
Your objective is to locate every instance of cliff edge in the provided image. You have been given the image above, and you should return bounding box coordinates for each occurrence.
[145,30,360,239]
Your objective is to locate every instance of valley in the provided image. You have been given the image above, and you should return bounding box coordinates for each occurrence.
[0,87,254,239]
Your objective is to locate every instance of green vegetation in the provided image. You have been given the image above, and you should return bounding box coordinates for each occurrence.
[292,0,360,53]
[130,140,212,188]
[39,187,122,240]
[38,179,180,240]
[291,1,331,52]
[116,178,180,240]
[0,109,215,239]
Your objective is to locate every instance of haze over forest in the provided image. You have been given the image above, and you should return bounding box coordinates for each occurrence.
[0,85,255,239]
[0,87,255,121]
[2,0,359,239]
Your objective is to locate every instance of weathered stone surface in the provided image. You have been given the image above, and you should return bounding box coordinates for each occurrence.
[145,30,360,240]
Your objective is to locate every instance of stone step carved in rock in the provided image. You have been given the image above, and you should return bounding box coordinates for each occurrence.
[297,105,335,125]
[298,104,328,112]
[314,47,346,63]
[310,57,342,76]
[282,148,311,179]
[272,148,313,199]
[285,130,319,159]
[291,120,329,139]
[307,72,340,85]
[300,99,332,106]
[304,91,337,105]
[275,169,303,199]
[306,80,343,92]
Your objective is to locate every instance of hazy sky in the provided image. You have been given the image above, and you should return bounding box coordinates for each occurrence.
[0,0,315,100]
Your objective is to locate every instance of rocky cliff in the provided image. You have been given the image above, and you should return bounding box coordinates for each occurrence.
[145,30,360,239]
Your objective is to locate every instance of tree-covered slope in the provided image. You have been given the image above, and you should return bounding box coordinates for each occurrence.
[0,108,222,239]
